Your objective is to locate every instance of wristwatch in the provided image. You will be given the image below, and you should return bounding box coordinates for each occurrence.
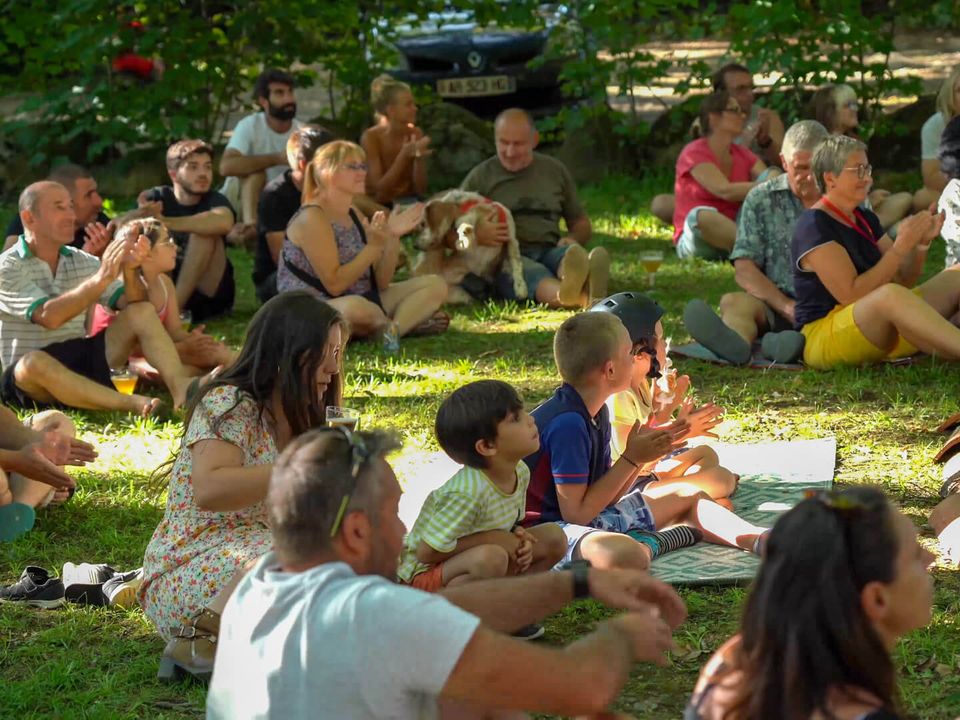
[560,559,592,599]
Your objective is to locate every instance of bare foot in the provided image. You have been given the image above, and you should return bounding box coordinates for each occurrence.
[130,395,163,417]
[715,497,735,511]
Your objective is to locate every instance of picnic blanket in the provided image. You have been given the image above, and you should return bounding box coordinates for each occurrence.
[393,438,837,586]
[649,437,836,586]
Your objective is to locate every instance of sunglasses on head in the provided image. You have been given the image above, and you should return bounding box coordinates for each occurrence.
[324,426,373,538]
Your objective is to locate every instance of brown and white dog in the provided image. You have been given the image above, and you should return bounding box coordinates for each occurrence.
[413,189,526,304]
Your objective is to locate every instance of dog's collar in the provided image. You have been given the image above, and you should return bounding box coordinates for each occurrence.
[458,198,508,224]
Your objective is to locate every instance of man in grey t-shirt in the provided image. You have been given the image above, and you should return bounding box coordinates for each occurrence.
[460,108,608,308]
[204,428,686,719]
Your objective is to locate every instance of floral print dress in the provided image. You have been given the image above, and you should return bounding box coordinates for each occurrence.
[139,385,276,640]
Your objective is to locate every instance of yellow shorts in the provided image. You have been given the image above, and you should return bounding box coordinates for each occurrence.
[801,288,920,369]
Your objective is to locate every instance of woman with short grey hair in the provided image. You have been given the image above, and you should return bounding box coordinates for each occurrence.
[790,135,960,369]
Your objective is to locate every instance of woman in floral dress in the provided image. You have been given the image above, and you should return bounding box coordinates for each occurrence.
[139,291,345,681]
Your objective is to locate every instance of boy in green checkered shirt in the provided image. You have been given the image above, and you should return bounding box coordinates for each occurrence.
[398,380,566,597]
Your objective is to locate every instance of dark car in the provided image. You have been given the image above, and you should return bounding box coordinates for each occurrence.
[383,5,573,116]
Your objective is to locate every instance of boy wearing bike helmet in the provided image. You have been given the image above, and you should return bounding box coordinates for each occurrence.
[601,292,738,504]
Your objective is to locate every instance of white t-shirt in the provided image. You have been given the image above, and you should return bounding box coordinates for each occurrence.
[206,555,481,720]
[224,113,302,183]
[922,113,947,161]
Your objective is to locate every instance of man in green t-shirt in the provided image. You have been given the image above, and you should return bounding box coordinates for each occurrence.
[460,109,607,308]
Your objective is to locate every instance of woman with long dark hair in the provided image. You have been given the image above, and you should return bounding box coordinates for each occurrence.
[686,486,935,720]
[139,291,345,681]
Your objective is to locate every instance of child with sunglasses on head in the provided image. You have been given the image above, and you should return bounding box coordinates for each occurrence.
[398,380,567,640]
[600,292,738,505]
[89,219,235,377]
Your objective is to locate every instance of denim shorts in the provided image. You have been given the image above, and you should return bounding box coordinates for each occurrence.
[495,244,572,300]
[676,206,729,261]
[553,476,658,565]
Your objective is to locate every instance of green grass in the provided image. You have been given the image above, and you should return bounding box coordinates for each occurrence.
[3,173,960,719]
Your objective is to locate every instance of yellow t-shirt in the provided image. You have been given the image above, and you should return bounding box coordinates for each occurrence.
[606,383,654,458]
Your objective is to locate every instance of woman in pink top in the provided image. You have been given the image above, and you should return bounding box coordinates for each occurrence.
[91,219,234,377]
[673,90,769,260]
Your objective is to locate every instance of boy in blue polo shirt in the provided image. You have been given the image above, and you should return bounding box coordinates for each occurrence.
[524,301,769,571]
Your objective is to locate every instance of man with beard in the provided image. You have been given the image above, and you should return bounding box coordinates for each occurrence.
[219,69,302,248]
[140,140,236,322]
[206,427,686,719]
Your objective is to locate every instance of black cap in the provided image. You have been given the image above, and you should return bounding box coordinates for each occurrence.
[589,291,664,344]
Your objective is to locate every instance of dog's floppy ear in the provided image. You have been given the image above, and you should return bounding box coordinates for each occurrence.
[427,201,458,243]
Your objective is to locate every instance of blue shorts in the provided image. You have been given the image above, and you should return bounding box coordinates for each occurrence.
[553,477,658,564]
[676,206,729,261]
[495,244,571,300]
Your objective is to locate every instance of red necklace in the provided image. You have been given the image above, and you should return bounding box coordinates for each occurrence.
[819,197,878,245]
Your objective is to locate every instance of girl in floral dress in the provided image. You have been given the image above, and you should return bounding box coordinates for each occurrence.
[139,291,345,681]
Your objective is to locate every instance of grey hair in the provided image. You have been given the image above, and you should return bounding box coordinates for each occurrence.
[812,134,867,193]
[781,120,829,162]
[18,180,67,214]
[267,428,402,564]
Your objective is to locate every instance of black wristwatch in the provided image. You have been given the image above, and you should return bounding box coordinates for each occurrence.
[560,559,592,599]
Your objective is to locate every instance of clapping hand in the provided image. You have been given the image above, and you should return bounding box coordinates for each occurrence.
[676,400,724,440]
[623,421,687,466]
[386,203,425,237]
[81,222,112,256]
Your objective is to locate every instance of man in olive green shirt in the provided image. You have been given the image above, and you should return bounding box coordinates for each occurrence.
[460,109,607,308]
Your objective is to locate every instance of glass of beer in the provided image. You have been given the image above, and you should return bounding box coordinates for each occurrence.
[639,250,664,288]
[110,366,138,395]
[326,406,360,432]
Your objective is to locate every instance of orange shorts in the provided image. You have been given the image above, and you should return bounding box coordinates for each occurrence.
[408,564,444,593]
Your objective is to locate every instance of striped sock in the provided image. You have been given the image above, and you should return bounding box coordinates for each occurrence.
[628,525,703,559]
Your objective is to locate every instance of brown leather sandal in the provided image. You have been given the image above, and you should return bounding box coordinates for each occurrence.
[157,607,220,682]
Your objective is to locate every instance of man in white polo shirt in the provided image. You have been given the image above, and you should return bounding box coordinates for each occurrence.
[0,182,195,415]
[205,428,686,719]
[219,69,301,247]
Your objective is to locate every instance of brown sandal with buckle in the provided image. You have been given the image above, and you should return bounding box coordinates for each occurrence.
[157,607,221,682]
[408,310,450,337]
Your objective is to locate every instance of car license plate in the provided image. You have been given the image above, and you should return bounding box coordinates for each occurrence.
[437,75,516,98]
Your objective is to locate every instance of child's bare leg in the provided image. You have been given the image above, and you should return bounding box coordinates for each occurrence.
[575,530,652,571]
[523,523,568,572]
[657,446,718,477]
[644,465,738,501]
[645,485,765,552]
[442,545,511,587]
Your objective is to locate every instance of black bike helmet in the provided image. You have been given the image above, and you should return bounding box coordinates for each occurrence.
[589,291,665,378]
